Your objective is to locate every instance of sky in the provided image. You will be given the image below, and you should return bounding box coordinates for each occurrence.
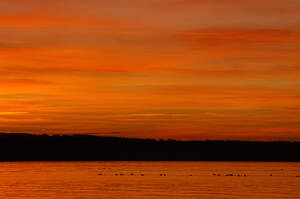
[1,0,300,141]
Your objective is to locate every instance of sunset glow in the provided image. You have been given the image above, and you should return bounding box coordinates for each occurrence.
[1,0,300,140]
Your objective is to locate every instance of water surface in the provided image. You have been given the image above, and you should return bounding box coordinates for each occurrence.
[0,162,299,199]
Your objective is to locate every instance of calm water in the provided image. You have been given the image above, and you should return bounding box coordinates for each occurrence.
[0,162,299,199]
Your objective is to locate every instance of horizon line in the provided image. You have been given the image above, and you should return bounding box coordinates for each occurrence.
[1,132,299,143]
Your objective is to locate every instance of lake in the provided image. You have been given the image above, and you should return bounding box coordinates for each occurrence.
[0,162,299,198]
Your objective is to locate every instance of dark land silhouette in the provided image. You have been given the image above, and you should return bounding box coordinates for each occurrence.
[0,133,299,161]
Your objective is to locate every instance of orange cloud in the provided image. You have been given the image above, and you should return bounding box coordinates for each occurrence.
[0,0,300,140]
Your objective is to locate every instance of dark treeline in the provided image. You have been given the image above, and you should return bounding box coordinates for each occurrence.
[0,133,299,161]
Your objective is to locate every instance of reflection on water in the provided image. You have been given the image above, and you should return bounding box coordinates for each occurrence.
[0,162,299,199]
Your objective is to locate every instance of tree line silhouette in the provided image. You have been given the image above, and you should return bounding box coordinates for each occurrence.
[0,133,299,161]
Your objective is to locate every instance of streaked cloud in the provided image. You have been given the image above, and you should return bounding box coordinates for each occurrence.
[0,0,299,140]
[0,112,28,115]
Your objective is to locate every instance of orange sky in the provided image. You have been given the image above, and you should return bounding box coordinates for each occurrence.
[1,0,300,140]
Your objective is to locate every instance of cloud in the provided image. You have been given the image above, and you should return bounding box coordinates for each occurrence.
[0,112,28,115]
[0,0,299,140]
[0,78,54,86]
[176,27,300,47]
